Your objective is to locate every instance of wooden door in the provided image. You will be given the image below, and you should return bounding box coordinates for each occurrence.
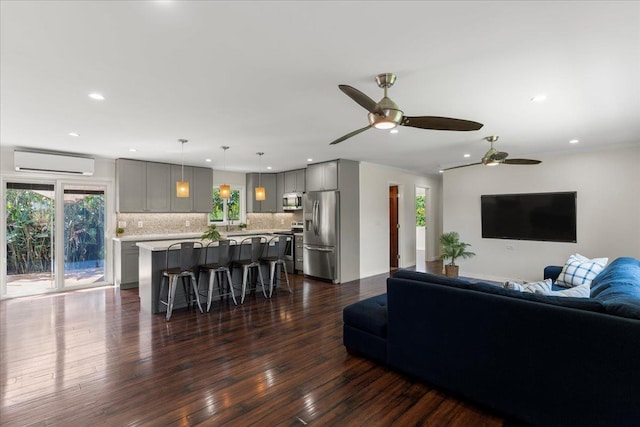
[389,185,399,268]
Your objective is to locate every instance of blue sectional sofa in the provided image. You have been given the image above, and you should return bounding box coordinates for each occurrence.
[343,257,640,427]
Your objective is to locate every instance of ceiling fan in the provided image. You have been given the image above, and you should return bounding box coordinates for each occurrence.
[329,73,484,145]
[445,136,542,170]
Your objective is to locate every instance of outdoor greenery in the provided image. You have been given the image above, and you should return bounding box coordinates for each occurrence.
[6,189,104,275]
[416,195,426,227]
[210,188,240,222]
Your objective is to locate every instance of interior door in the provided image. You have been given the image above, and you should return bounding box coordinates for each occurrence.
[389,185,399,268]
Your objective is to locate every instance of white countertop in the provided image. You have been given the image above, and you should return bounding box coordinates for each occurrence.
[135,229,289,251]
[113,228,290,243]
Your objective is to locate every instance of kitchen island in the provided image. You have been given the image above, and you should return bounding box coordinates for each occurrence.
[136,233,284,314]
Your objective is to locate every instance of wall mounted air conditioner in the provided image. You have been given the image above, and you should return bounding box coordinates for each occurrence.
[14,150,95,176]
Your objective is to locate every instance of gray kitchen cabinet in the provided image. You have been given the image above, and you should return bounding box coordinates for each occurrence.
[246,173,277,213]
[114,240,140,289]
[305,160,338,191]
[295,234,303,273]
[146,162,171,212]
[284,169,306,193]
[276,172,285,213]
[192,166,213,213]
[117,159,211,213]
[116,159,147,212]
[170,165,213,213]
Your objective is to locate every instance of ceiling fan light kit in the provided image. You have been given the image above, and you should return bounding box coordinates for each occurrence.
[444,135,542,170]
[330,72,483,145]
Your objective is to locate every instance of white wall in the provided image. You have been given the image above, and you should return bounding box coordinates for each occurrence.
[443,145,640,282]
[359,162,443,279]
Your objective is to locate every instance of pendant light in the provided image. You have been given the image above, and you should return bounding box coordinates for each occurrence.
[219,146,231,199]
[176,139,189,198]
[255,152,266,201]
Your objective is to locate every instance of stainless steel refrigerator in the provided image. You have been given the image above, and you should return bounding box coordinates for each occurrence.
[303,190,340,283]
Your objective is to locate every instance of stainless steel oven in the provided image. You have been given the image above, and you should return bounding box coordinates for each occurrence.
[273,222,303,273]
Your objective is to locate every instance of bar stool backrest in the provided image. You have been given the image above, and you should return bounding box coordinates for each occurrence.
[269,235,290,259]
[205,239,236,266]
[238,236,266,263]
[165,241,202,273]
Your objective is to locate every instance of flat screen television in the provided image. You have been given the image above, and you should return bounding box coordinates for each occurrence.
[481,192,577,242]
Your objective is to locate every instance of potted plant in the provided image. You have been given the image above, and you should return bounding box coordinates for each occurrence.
[116,227,125,237]
[201,224,221,241]
[439,231,475,278]
[238,223,247,230]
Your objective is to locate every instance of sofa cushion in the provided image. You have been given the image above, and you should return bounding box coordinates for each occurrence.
[343,294,388,338]
[392,269,605,312]
[556,253,608,288]
[590,257,640,320]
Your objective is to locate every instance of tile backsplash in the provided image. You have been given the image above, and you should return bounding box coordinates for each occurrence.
[247,212,303,229]
[116,213,209,236]
[116,211,303,236]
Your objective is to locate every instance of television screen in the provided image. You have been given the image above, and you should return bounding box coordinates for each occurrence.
[481,192,577,242]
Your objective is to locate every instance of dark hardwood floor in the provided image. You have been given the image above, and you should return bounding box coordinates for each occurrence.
[0,263,504,426]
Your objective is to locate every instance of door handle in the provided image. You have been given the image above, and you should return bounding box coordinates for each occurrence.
[304,245,333,252]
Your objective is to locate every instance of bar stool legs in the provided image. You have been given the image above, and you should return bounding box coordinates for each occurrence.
[240,265,266,304]
[268,260,291,297]
[207,268,236,311]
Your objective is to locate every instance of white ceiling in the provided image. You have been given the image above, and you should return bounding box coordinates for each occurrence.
[1,1,639,175]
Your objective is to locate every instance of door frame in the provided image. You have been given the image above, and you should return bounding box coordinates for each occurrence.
[389,185,399,268]
[1,174,114,298]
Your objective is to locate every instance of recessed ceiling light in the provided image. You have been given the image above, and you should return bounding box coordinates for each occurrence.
[438,170,444,173]
[68,132,80,137]
[463,154,471,158]
[569,139,579,144]
[205,158,212,162]
[390,129,399,134]
[530,94,547,102]
[88,93,105,100]
[307,158,313,162]
[129,148,137,152]
[267,166,272,170]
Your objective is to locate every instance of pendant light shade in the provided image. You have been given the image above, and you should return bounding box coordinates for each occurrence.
[219,183,231,199]
[219,146,230,199]
[255,152,265,201]
[177,139,189,198]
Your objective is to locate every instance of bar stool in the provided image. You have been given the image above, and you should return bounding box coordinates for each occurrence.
[232,236,267,303]
[158,241,203,321]
[199,239,237,311]
[260,235,292,297]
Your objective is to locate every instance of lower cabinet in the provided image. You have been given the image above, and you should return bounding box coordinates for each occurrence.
[115,240,140,289]
[295,234,304,273]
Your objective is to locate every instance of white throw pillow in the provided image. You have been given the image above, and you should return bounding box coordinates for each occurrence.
[546,284,590,298]
[504,279,590,298]
[505,279,553,294]
[556,253,608,288]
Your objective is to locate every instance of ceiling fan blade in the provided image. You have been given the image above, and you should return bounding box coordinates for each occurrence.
[329,125,373,145]
[400,116,484,131]
[338,85,380,113]
[443,162,482,171]
[503,159,542,165]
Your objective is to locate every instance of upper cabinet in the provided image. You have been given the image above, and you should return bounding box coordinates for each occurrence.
[116,159,212,213]
[305,160,338,192]
[276,172,285,213]
[246,173,277,213]
[284,169,306,193]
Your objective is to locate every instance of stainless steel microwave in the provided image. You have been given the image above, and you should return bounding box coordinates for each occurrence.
[283,192,303,210]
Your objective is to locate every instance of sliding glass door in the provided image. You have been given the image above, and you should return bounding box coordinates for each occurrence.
[63,185,105,287]
[5,183,56,296]
[4,181,107,297]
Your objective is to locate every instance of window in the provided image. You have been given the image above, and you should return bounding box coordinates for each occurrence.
[210,186,243,223]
